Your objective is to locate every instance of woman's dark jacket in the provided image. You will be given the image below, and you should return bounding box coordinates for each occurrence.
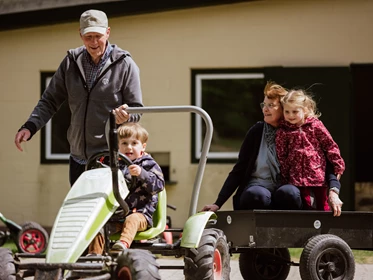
[214,121,341,210]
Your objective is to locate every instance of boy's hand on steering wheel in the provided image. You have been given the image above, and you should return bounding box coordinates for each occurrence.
[128,165,141,176]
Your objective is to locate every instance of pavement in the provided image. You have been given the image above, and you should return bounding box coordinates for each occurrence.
[157,257,373,280]
[22,254,373,279]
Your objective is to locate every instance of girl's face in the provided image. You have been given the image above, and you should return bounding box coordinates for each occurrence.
[262,96,283,127]
[283,103,305,126]
[119,136,146,161]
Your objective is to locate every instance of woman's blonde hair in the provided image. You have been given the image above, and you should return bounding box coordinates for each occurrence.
[117,122,149,143]
[280,89,321,118]
[264,81,288,99]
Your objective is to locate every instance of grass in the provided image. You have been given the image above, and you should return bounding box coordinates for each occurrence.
[289,248,373,264]
[231,248,373,264]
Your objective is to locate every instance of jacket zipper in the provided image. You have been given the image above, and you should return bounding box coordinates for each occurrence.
[72,53,127,160]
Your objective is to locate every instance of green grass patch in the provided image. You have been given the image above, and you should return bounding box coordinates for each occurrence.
[231,248,373,264]
[3,241,17,253]
[289,248,373,264]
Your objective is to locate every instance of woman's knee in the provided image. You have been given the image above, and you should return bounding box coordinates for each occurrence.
[274,184,302,210]
[240,185,271,209]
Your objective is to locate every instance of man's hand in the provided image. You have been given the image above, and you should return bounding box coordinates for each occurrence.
[329,190,343,217]
[201,204,220,212]
[114,104,130,124]
[128,165,141,177]
[14,129,31,152]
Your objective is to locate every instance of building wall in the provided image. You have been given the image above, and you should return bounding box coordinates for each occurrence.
[1,0,372,228]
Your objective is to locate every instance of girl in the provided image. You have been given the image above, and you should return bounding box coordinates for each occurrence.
[275,89,345,211]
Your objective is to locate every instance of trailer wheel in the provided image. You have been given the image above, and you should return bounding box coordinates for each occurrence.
[115,249,161,280]
[184,228,230,280]
[0,248,16,280]
[239,248,291,280]
[300,234,355,280]
[17,221,49,254]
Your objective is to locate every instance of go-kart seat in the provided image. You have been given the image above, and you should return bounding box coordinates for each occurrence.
[109,189,167,242]
[134,188,167,240]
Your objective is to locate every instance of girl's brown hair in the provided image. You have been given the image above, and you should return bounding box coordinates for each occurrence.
[117,122,149,143]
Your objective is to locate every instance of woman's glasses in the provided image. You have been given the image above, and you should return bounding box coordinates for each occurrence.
[260,102,279,109]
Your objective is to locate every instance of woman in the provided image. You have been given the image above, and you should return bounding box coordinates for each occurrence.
[202,81,343,216]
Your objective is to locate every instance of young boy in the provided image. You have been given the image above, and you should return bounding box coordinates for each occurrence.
[88,122,165,254]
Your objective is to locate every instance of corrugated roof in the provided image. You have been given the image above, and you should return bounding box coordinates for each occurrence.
[0,0,119,15]
[0,0,257,31]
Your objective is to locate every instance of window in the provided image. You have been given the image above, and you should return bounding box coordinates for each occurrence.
[191,69,265,163]
[40,72,71,163]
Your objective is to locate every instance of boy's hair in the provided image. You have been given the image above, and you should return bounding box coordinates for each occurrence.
[117,122,149,143]
[264,81,288,99]
[281,89,321,118]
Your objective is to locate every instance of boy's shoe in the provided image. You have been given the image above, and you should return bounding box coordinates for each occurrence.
[86,253,101,257]
[112,241,127,251]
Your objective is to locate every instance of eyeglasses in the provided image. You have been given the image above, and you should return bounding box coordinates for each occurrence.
[260,102,279,109]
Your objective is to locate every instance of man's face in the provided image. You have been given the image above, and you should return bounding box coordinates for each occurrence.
[80,28,110,63]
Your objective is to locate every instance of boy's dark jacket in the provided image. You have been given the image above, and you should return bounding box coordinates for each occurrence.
[120,154,164,227]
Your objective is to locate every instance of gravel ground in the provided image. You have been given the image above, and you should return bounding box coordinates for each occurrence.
[157,257,373,280]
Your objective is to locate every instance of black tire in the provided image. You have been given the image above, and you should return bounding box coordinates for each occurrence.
[16,221,49,254]
[239,248,291,280]
[0,248,16,280]
[184,228,230,280]
[300,234,355,280]
[115,249,161,280]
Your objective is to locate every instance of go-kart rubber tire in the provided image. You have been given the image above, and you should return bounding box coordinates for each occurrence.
[184,228,230,280]
[17,221,49,254]
[239,248,291,280]
[115,249,161,280]
[0,248,16,280]
[299,234,355,280]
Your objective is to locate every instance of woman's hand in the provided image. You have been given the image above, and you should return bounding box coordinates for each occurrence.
[201,204,220,212]
[329,190,343,217]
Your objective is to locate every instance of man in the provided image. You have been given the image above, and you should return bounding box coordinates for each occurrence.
[14,9,143,186]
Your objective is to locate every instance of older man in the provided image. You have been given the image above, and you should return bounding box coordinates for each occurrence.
[14,9,143,186]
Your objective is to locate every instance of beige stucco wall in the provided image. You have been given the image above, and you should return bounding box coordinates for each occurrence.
[1,0,372,228]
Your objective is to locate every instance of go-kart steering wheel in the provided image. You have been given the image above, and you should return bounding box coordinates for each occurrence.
[86,151,136,189]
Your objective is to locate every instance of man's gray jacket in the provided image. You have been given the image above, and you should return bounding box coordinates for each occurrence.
[22,44,143,161]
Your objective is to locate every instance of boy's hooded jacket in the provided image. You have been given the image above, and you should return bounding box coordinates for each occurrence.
[120,154,165,227]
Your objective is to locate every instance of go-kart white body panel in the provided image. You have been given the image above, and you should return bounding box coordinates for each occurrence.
[46,168,128,263]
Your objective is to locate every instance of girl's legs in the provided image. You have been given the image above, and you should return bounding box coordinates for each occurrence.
[239,185,272,210]
[273,184,303,210]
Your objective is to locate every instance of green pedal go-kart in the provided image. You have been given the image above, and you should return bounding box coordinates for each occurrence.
[0,106,229,280]
[0,213,48,254]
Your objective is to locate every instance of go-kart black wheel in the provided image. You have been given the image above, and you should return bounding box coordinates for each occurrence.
[184,228,230,280]
[239,248,291,280]
[300,234,355,280]
[115,249,161,280]
[16,221,48,254]
[0,248,16,280]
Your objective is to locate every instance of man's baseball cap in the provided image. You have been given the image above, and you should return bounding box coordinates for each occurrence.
[80,10,108,35]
